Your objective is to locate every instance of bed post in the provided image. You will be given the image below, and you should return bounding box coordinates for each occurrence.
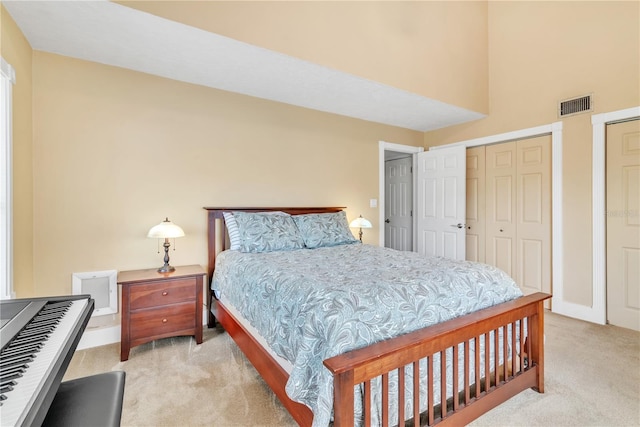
[332,370,355,426]
[205,209,218,328]
[529,299,546,393]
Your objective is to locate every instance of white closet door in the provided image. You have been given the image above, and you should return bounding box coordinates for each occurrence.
[484,136,551,300]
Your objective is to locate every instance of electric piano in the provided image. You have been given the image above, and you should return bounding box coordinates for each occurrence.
[0,295,121,427]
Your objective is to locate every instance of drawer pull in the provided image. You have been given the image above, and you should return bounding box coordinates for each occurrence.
[162,291,168,296]
[162,318,168,323]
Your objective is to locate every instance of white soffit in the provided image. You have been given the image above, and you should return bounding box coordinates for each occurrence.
[3,0,485,132]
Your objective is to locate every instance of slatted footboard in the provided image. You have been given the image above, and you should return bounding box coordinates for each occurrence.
[324,292,550,427]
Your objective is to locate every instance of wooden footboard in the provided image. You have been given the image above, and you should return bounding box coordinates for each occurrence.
[324,292,551,426]
[215,291,550,427]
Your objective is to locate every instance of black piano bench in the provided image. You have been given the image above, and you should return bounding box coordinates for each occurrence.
[42,371,126,427]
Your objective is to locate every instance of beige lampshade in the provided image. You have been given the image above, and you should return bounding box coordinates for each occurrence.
[147,218,185,239]
[349,216,372,229]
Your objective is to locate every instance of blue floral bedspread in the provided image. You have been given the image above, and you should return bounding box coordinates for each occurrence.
[211,244,523,426]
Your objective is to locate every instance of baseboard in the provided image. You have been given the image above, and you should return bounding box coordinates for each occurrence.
[552,298,605,325]
[77,325,120,350]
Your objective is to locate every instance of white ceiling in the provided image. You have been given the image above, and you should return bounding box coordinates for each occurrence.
[3,0,485,132]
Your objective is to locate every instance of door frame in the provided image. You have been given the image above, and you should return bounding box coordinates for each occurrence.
[1,58,15,300]
[378,141,424,248]
[430,121,564,314]
[591,106,640,325]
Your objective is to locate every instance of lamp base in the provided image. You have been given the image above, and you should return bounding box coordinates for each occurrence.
[158,239,175,273]
[157,264,175,274]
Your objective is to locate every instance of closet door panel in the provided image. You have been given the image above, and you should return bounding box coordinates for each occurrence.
[517,136,552,296]
[466,146,485,262]
[485,142,517,278]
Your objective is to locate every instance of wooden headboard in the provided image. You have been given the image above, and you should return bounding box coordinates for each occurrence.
[202,207,346,327]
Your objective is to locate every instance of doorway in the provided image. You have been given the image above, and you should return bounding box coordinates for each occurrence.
[384,153,413,251]
[378,141,423,249]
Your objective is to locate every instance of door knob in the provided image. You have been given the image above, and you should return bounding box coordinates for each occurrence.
[450,223,465,229]
[385,219,390,223]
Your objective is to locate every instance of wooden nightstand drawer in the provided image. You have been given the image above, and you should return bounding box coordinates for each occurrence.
[129,278,196,310]
[129,302,195,341]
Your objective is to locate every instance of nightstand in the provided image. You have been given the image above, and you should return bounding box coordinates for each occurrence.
[117,264,205,361]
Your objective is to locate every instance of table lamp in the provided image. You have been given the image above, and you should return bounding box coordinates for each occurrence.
[147,217,185,273]
[349,215,372,242]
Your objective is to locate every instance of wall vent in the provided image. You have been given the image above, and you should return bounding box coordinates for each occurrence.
[72,270,118,317]
[558,94,593,117]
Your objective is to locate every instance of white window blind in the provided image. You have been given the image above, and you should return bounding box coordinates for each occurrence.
[1,57,15,300]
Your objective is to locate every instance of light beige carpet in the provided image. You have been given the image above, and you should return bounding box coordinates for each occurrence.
[65,312,640,427]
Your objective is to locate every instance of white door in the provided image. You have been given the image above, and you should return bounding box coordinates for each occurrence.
[385,157,413,251]
[607,119,640,331]
[416,146,466,260]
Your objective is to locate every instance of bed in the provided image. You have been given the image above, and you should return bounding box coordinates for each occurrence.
[204,207,550,426]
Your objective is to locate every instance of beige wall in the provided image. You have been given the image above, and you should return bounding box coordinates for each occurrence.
[1,6,34,296]
[28,51,422,298]
[424,1,640,306]
[119,0,489,114]
[4,1,639,314]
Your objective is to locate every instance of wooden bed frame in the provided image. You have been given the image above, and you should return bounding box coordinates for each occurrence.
[204,207,551,427]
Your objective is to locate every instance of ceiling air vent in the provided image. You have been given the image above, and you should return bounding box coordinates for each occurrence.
[558,94,593,118]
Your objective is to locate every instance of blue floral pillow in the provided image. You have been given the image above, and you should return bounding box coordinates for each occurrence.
[293,211,359,249]
[233,211,305,253]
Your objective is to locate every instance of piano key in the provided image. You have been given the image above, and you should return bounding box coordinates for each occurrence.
[0,355,35,369]
[1,344,43,360]
[0,362,30,376]
[1,345,41,360]
[6,335,50,348]
[26,314,61,325]
[1,382,16,394]
[1,372,23,384]
[16,330,50,339]
[0,365,26,378]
